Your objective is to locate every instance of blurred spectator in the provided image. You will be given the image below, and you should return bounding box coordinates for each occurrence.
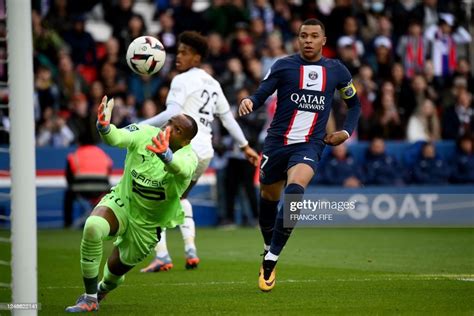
[321,144,363,188]
[63,135,112,227]
[442,90,474,140]
[353,79,373,141]
[337,36,361,75]
[371,92,404,140]
[453,58,474,93]
[261,32,286,76]
[67,93,100,145]
[401,74,434,122]
[117,14,147,58]
[369,36,394,82]
[407,99,441,142]
[424,13,472,85]
[249,17,267,52]
[326,0,352,49]
[99,62,127,99]
[340,16,365,56]
[32,10,64,66]
[413,0,440,30]
[412,142,450,184]
[127,73,162,107]
[98,36,128,76]
[272,0,292,42]
[88,80,105,108]
[364,137,403,185]
[439,76,468,111]
[390,63,414,112]
[35,65,60,116]
[220,57,253,105]
[37,110,74,147]
[396,20,427,79]
[204,0,249,37]
[140,98,159,121]
[250,0,274,34]
[207,32,229,76]
[390,0,418,41]
[172,0,206,34]
[104,0,134,43]
[45,0,73,36]
[62,14,97,68]
[110,97,133,128]
[57,53,89,109]
[451,134,474,183]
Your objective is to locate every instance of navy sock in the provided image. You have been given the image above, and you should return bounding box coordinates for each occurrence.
[258,197,279,247]
[269,183,305,256]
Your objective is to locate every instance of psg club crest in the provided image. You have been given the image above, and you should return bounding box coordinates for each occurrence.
[344,87,354,97]
[308,71,318,80]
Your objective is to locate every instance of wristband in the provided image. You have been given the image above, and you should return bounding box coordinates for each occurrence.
[156,148,173,164]
[97,121,111,134]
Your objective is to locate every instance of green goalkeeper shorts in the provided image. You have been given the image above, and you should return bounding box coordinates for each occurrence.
[97,191,159,266]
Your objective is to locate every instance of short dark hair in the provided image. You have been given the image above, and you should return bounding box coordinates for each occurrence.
[184,114,198,140]
[179,31,208,59]
[299,18,326,34]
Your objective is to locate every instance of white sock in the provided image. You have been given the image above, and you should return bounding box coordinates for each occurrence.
[155,230,169,258]
[179,199,196,252]
[264,251,279,261]
[264,244,270,251]
[86,293,97,299]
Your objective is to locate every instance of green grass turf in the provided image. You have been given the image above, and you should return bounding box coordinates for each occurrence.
[0,228,473,315]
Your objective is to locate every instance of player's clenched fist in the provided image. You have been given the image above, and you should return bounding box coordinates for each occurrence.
[238,98,254,116]
[147,126,170,154]
[97,95,114,133]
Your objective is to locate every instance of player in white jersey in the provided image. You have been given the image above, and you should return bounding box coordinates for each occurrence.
[141,31,259,272]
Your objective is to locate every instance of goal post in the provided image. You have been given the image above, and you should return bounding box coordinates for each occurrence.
[6,0,37,315]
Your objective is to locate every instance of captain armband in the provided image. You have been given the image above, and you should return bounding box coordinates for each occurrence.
[339,81,357,100]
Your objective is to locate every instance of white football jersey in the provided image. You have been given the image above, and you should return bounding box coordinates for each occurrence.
[167,67,230,159]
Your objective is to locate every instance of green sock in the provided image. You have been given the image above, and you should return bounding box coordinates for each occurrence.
[80,216,110,294]
[99,262,125,293]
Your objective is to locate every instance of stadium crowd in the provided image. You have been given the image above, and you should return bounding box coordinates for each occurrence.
[1,0,473,194]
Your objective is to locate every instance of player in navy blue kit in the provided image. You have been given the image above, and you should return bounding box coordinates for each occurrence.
[239,19,361,292]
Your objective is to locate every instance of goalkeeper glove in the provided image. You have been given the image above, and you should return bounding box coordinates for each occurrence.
[97,95,114,134]
[146,127,173,163]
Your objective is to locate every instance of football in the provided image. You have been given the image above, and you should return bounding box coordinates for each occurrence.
[126,36,166,76]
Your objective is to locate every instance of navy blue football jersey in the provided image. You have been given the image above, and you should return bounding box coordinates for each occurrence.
[249,54,358,146]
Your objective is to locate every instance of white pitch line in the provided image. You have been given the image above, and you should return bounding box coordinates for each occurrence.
[38,275,474,290]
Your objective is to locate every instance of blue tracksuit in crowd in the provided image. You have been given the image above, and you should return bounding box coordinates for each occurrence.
[412,156,451,184]
[364,152,403,185]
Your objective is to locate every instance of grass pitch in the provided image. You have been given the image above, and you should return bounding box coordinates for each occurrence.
[0,227,473,315]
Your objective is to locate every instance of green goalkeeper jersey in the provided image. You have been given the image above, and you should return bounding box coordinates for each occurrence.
[100,123,198,229]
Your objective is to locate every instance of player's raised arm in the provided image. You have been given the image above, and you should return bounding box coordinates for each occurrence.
[96,95,136,148]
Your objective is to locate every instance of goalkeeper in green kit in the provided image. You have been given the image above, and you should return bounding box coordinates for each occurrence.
[66,96,198,313]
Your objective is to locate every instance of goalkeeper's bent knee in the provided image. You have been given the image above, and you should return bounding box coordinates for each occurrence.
[83,216,110,242]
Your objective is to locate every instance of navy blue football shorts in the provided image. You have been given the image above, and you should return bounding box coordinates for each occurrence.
[259,141,325,185]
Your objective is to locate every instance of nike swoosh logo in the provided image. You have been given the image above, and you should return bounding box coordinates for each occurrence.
[306,83,317,87]
[303,156,315,161]
[83,258,94,262]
